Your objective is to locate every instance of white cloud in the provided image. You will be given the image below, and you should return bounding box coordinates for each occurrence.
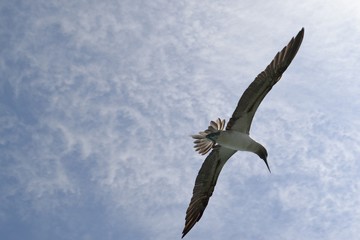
[1,0,360,239]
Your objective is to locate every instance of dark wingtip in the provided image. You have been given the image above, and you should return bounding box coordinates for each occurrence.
[299,28,305,39]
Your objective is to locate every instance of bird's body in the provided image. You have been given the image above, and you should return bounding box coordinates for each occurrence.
[216,130,261,152]
[182,28,305,238]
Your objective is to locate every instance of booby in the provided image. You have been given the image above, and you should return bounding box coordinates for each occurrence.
[182,28,304,238]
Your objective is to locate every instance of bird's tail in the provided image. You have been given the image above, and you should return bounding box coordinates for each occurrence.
[191,118,225,155]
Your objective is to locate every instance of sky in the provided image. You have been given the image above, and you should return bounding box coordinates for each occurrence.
[1,0,360,239]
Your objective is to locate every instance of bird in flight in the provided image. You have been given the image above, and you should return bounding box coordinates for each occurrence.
[182,28,304,238]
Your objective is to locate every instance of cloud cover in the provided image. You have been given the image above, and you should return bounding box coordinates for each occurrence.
[1,0,360,239]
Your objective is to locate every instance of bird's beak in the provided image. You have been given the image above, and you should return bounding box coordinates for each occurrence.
[263,158,271,173]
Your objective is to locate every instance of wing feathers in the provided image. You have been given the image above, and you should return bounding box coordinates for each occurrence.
[226,28,304,133]
[182,147,236,238]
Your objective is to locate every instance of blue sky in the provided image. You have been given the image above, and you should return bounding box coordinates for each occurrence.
[1,1,360,239]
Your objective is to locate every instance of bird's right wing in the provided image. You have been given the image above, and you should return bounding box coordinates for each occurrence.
[182,146,236,238]
[226,28,304,134]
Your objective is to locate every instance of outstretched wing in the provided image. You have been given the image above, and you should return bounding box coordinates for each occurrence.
[182,147,236,238]
[226,28,304,133]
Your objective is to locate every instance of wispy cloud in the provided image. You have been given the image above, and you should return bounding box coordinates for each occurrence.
[1,0,360,239]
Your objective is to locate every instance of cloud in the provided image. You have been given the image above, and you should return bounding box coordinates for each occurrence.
[1,0,360,239]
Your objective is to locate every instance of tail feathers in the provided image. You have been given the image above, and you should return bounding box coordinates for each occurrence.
[191,118,225,155]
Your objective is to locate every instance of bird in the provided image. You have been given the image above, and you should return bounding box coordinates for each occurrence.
[182,28,304,238]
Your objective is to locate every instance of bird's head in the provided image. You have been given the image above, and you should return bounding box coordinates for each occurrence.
[205,131,220,143]
[256,145,271,173]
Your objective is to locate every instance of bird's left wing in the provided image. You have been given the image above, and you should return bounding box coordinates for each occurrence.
[182,146,236,238]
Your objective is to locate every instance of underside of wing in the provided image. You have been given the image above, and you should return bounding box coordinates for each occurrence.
[182,147,236,238]
[226,28,304,133]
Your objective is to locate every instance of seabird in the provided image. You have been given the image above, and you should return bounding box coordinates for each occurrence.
[182,28,304,238]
